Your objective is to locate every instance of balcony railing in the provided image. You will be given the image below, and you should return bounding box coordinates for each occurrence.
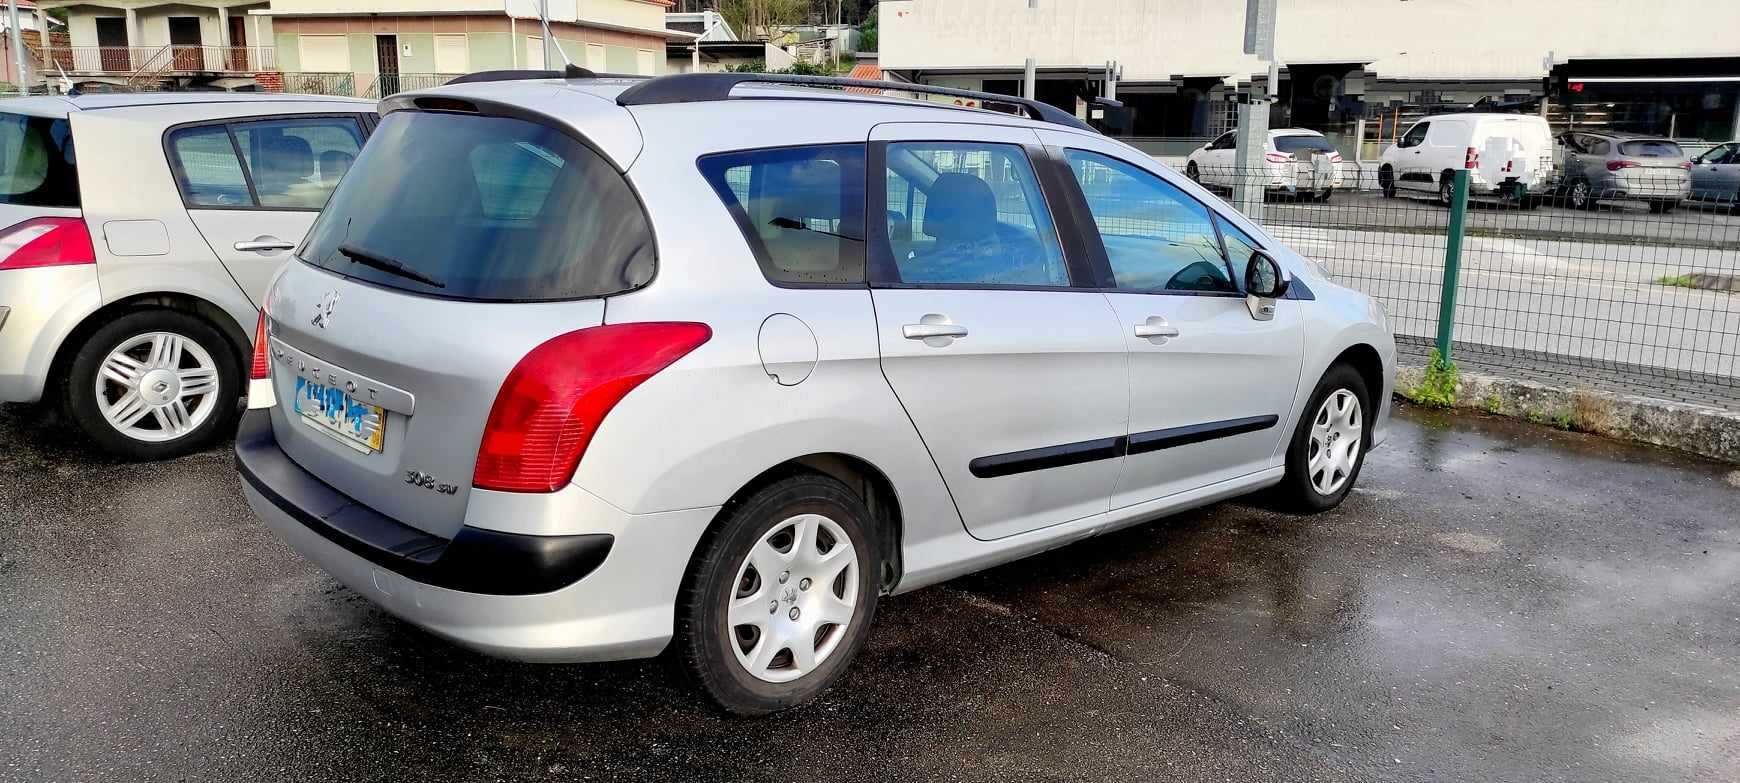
[364,73,461,98]
[277,72,356,98]
[49,45,277,75]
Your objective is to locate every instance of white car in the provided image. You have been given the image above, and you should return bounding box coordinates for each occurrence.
[1379,112,1553,206]
[1185,128,1344,201]
[237,71,1395,715]
[0,93,374,458]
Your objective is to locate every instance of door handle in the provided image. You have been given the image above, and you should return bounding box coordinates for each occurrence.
[1134,317,1181,340]
[234,237,296,253]
[903,323,968,340]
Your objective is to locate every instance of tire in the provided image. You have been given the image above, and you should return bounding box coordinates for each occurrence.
[1317,188,1333,203]
[1273,364,1371,513]
[675,474,880,716]
[1185,161,1201,184]
[1648,199,1678,214]
[1378,166,1396,198]
[1437,174,1455,207]
[63,309,241,460]
[1568,179,1597,211]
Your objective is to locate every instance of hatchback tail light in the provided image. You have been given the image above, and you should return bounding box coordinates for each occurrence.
[1264,152,1293,164]
[1328,152,1343,163]
[1607,160,1641,171]
[474,322,712,493]
[249,310,271,381]
[0,217,95,271]
[1464,147,1480,170]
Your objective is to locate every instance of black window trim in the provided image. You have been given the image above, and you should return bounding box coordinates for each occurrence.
[864,138,1099,292]
[696,141,869,291]
[162,111,372,213]
[1043,144,1246,298]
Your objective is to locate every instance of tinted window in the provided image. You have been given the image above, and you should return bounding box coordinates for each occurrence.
[1620,140,1683,158]
[1274,134,1335,154]
[168,125,251,207]
[0,113,77,208]
[232,117,363,208]
[1063,149,1233,293]
[299,111,654,302]
[1588,138,1611,156]
[1209,132,1236,150]
[1399,123,1428,148]
[1217,215,1263,271]
[699,144,865,285]
[880,141,1067,287]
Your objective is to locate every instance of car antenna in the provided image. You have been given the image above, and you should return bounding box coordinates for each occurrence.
[506,0,585,78]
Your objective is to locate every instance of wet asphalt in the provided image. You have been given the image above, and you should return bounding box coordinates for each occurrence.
[2,402,1738,783]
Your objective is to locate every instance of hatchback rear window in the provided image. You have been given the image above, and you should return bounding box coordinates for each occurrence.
[0,113,77,208]
[1274,135,1335,154]
[299,110,654,302]
[1619,140,1683,158]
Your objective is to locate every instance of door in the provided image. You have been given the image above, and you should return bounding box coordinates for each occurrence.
[95,17,129,71]
[165,115,368,305]
[227,15,249,70]
[1204,131,1237,187]
[1692,143,1739,201]
[1393,121,1430,189]
[168,17,201,71]
[867,122,1127,540]
[375,35,400,96]
[1042,133,1305,507]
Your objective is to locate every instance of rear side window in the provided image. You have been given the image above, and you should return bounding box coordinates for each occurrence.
[698,144,866,286]
[0,113,77,208]
[299,110,654,302]
[1274,135,1335,154]
[1620,140,1683,158]
[167,116,364,210]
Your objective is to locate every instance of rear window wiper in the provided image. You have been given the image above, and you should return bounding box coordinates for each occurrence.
[769,216,858,242]
[338,243,446,289]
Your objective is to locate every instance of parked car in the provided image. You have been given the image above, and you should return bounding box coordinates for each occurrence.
[0,93,374,459]
[235,72,1395,716]
[1553,131,1690,212]
[1379,113,1554,206]
[1688,141,1739,205]
[1185,128,1343,201]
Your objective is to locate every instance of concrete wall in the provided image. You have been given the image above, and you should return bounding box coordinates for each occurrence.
[880,0,1740,81]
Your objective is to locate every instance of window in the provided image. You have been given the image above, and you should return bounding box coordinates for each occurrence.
[1063,149,1234,293]
[1700,144,1736,165]
[585,43,606,72]
[1209,132,1236,151]
[636,49,656,75]
[1398,123,1428,149]
[297,34,349,72]
[1619,140,1683,158]
[699,144,866,286]
[299,111,654,302]
[1217,216,1263,273]
[1273,134,1336,155]
[525,37,545,69]
[0,113,77,208]
[168,125,250,207]
[433,34,468,74]
[879,141,1067,287]
[231,117,363,208]
[1588,138,1612,156]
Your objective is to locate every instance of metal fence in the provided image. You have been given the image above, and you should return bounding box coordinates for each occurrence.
[1191,165,1740,399]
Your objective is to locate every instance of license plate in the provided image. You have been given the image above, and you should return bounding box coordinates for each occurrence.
[293,377,386,454]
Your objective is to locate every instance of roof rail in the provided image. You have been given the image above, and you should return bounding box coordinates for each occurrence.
[614,72,1095,132]
[446,66,651,86]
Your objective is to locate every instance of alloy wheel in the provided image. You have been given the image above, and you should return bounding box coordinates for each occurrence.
[727,513,860,683]
[94,332,221,443]
[1307,389,1362,496]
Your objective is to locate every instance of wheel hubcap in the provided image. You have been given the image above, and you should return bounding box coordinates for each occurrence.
[95,332,220,443]
[727,513,859,684]
[1307,389,1363,496]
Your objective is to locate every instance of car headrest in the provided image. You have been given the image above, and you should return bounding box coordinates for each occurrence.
[265,136,314,179]
[921,173,997,241]
[319,149,354,182]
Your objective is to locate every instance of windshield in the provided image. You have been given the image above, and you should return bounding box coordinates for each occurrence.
[1274,135,1335,154]
[1619,140,1683,158]
[0,113,78,208]
[298,110,654,302]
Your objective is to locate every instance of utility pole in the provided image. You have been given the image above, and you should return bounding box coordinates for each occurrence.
[1022,0,1037,99]
[1234,0,1278,220]
[8,0,26,96]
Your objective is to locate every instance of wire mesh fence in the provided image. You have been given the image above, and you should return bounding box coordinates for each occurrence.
[1196,165,1740,401]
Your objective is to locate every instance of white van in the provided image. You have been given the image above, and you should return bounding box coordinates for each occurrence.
[1379,113,1554,206]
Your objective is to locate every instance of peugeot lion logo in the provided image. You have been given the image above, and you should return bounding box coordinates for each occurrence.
[311,291,340,329]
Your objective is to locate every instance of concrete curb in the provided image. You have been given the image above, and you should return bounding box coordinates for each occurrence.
[1396,364,1740,464]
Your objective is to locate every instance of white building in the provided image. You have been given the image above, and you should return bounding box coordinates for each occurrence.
[880,0,1740,150]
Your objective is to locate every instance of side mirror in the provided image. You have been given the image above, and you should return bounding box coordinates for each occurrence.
[1244,250,1290,321]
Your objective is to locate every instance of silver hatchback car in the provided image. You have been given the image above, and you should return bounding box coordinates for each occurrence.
[0,93,373,458]
[238,72,1395,714]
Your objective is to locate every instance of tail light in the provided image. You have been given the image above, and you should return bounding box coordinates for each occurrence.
[474,322,712,493]
[0,217,95,271]
[1328,152,1343,163]
[1464,147,1480,170]
[1680,161,1693,170]
[1607,160,1641,171]
[249,309,271,381]
[1264,152,1293,164]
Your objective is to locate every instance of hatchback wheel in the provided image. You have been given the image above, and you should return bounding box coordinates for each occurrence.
[676,474,879,715]
[64,310,239,460]
[1274,364,1370,512]
[1185,161,1201,183]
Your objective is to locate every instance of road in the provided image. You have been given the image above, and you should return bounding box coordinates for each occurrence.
[3,403,1738,782]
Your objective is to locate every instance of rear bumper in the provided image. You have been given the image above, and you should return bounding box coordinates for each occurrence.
[0,265,103,404]
[236,408,720,662]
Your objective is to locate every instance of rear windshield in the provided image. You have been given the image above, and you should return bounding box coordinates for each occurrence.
[0,113,78,208]
[1619,140,1683,158]
[1273,135,1335,154]
[299,110,654,302]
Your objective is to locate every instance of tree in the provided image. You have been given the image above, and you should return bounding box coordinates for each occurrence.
[726,59,833,76]
[856,6,877,52]
[717,0,810,39]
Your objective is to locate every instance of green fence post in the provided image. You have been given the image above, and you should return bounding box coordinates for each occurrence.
[1435,168,1470,361]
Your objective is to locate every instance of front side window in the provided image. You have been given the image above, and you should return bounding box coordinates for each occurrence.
[1063,149,1234,293]
[699,144,865,286]
[168,116,363,210]
[1399,123,1429,148]
[879,141,1068,287]
[299,110,654,302]
[1209,132,1236,151]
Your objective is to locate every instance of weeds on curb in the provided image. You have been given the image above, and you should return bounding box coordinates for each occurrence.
[1406,349,1459,407]
[1657,273,1699,289]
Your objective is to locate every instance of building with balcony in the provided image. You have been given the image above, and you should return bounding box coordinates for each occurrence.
[257,0,682,98]
[35,0,277,90]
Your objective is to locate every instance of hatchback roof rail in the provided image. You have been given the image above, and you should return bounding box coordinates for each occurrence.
[614,72,1095,132]
[446,66,652,86]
